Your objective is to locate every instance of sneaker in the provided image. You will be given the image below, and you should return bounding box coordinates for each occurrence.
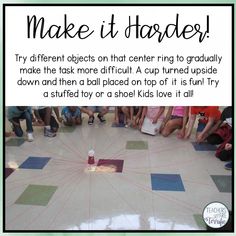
[88,116,94,125]
[27,132,34,142]
[44,127,56,137]
[224,162,232,170]
[97,114,106,123]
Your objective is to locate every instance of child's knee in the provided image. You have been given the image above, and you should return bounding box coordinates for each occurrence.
[162,131,169,137]
[161,129,170,137]
[102,107,109,113]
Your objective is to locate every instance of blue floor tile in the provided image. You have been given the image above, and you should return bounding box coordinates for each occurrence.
[19,156,51,169]
[191,142,217,151]
[151,173,185,191]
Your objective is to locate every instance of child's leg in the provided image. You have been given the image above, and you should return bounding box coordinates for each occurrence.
[83,107,95,124]
[75,116,82,125]
[99,106,109,116]
[161,117,183,137]
[117,108,125,124]
[39,108,57,136]
[97,106,108,123]
[196,122,206,141]
[23,111,33,134]
[82,107,94,117]
[50,116,59,132]
[39,107,52,126]
[63,112,73,126]
[11,118,23,137]
[121,107,131,124]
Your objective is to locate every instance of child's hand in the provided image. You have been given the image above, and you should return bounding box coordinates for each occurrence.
[139,118,144,127]
[58,116,63,123]
[196,133,205,143]
[159,122,165,133]
[225,143,232,151]
[132,119,137,128]
[32,116,37,122]
[183,133,190,140]
[177,128,185,139]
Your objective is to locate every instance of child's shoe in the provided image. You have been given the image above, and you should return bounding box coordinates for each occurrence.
[44,127,56,137]
[27,132,34,142]
[88,116,94,125]
[224,161,232,170]
[97,114,106,123]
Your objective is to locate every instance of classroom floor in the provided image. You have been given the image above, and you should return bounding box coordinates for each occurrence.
[5,112,232,231]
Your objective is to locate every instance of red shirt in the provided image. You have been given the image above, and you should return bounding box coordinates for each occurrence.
[191,106,221,124]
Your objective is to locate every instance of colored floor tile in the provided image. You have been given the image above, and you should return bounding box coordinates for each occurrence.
[211,175,232,193]
[151,173,185,191]
[58,126,76,133]
[5,168,15,179]
[126,141,148,150]
[191,142,217,151]
[19,156,51,169]
[5,138,25,147]
[193,214,206,230]
[15,184,58,206]
[111,122,125,127]
[96,159,124,173]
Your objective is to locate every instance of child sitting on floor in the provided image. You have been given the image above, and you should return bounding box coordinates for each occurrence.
[160,106,189,138]
[114,107,131,127]
[139,106,165,135]
[184,106,221,143]
[7,106,34,141]
[33,106,62,137]
[130,106,143,128]
[207,106,232,161]
[61,106,82,126]
[82,106,109,125]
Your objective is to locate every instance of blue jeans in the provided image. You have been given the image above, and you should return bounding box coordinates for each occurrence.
[11,111,33,137]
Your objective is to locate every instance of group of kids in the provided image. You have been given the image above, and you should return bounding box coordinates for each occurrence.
[6,106,232,170]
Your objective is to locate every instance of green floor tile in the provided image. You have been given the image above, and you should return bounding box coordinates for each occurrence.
[6,138,25,147]
[15,184,58,206]
[58,126,76,133]
[126,141,148,150]
[211,175,232,193]
[193,214,206,229]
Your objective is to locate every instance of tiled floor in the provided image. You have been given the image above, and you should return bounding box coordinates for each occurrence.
[5,113,232,230]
